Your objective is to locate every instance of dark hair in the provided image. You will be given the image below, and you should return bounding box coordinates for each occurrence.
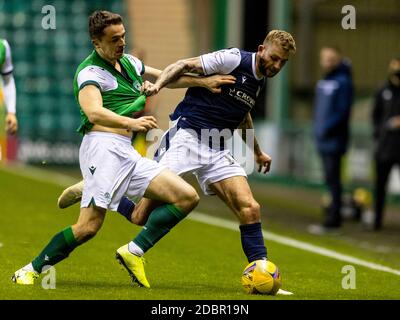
[88,10,123,39]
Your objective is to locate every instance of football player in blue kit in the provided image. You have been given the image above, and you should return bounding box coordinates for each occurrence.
[59,30,296,287]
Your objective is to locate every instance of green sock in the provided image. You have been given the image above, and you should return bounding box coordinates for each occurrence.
[31,226,80,273]
[133,204,186,253]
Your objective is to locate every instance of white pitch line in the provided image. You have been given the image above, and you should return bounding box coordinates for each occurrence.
[0,164,78,188]
[189,212,400,277]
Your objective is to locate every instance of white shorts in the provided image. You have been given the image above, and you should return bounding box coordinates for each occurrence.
[79,131,165,211]
[155,128,246,195]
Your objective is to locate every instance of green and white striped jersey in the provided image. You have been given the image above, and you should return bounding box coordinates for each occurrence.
[73,50,146,134]
[0,39,14,76]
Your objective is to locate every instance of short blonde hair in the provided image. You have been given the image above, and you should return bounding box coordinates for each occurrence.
[264,30,296,54]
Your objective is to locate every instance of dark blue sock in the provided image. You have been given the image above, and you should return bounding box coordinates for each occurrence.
[117,196,135,221]
[239,223,267,262]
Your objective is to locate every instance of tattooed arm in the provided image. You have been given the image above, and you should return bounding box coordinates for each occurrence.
[143,65,235,94]
[238,112,272,173]
[143,48,242,96]
[143,57,205,96]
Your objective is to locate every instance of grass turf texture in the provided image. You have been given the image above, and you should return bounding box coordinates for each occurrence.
[0,167,399,299]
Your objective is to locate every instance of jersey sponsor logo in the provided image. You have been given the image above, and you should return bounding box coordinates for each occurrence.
[228,88,256,108]
[133,80,141,92]
[89,166,96,175]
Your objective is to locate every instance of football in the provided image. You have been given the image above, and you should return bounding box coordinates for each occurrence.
[241,260,282,295]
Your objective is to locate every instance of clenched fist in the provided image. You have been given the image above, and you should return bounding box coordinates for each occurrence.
[5,113,18,135]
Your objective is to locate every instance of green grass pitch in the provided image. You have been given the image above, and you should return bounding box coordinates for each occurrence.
[0,167,399,300]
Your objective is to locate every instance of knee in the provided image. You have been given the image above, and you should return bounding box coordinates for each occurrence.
[239,200,261,224]
[185,186,200,210]
[190,189,200,207]
[178,186,200,213]
[78,224,100,242]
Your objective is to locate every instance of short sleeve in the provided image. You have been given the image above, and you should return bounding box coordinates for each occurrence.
[200,48,241,75]
[1,40,14,75]
[125,54,145,75]
[77,66,118,92]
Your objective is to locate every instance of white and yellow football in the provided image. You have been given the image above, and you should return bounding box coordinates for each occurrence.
[241,260,282,295]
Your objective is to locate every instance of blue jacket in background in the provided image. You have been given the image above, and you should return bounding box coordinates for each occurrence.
[313,61,354,155]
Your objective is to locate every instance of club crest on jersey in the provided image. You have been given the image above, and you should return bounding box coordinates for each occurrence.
[133,81,141,91]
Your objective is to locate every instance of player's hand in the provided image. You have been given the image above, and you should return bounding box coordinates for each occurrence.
[5,113,18,135]
[202,75,236,94]
[255,151,272,174]
[141,81,160,97]
[387,116,400,130]
[127,116,158,132]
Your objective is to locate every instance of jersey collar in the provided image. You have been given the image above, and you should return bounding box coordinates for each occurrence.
[93,50,133,83]
[252,53,264,80]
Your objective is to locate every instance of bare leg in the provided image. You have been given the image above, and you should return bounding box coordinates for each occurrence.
[131,198,162,226]
[210,176,261,224]
[210,176,266,262]
[143,169,199,213]
[131,169,198,225]
[20,205,106,277]
[72,206,106,242]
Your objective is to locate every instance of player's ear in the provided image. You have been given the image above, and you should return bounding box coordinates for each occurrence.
[257,45,265,53]
[92,38,100,49]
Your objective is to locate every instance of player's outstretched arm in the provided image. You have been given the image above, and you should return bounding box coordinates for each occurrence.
[143,64,235,94]
[239,112,272,174]
[167,74,236,93]
[79,85,158,132]
[143,57,205,96]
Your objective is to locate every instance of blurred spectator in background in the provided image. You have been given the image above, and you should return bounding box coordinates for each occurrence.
[371,57,400,231]
[1,38,18,135]
[309,46,354,235]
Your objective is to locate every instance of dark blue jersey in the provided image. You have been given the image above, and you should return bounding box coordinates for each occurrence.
[170,49,265,134]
